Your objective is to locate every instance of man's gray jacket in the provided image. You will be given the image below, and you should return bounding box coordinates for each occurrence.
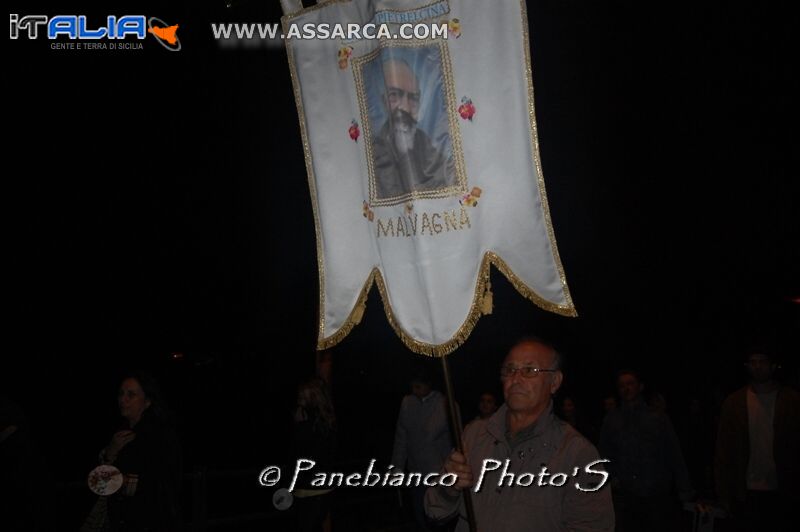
[425,403,614,531]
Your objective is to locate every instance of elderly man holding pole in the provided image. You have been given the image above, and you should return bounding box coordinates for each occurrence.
[425,337,614,531]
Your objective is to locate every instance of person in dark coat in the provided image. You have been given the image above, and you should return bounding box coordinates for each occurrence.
[715,348,800,531]
[98,371,182,532]
[292,376,337,532]
[0,397,56,531]
[599,370,693,532]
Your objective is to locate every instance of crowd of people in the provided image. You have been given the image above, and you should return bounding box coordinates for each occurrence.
[2,337,797,532]
[389,339,798,532]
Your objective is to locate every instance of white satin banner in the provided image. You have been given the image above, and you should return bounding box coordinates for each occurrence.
[282,0,575,355]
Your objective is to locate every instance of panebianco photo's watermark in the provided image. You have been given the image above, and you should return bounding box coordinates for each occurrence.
[260,457,611,509]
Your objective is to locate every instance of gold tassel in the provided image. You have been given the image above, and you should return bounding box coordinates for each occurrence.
[480,280,493,315]
[352,299,366,324]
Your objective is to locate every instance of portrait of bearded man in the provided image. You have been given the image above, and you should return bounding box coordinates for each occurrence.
[370,56,456,200]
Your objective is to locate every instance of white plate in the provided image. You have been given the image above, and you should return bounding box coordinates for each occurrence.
[87,464,123,495]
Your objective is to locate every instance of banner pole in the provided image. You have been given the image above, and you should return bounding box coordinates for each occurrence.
[440,355,478,532]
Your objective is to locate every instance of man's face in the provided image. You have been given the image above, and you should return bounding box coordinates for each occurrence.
[603,396,617,412]
[478,393,497,417]
[746,353,775,383]
[617,373,642,403]
[118,378,150,424]
[384,61,420,155]
[411,381,431,399]
[384,61,420,121]
[501,341,562,415]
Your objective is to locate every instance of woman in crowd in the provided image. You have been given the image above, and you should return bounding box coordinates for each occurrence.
[292,373,337,532]
[87,371,182,532]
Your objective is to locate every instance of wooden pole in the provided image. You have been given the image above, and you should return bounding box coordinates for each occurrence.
[440,355,478,532]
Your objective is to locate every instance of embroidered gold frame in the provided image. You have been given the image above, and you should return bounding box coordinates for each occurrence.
[352,39,468,207]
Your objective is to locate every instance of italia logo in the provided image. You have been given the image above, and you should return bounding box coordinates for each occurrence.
[9,14,181,51]
[147,17,180,51]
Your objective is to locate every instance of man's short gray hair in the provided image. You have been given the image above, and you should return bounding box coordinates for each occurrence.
[511,336,562,371]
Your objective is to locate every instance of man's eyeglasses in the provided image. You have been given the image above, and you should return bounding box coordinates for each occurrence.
[499,365,558,379]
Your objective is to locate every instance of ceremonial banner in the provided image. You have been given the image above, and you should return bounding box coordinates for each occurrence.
[282,0,576,355]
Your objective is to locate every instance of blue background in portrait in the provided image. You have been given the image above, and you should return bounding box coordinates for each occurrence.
[362,45,453,160]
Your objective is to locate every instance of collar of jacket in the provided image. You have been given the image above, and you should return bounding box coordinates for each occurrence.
[485,401,557,447]
[621,396,647,411]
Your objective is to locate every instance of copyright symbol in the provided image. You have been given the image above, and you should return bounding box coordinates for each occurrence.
[258,466,281,487]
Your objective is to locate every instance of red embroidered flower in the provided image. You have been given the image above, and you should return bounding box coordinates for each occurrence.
[458,96,475,121]
[349,120,360,142]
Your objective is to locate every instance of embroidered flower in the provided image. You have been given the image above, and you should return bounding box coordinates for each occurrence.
[338,46,354,70]
[362,201,374,222]
[458,96,476,121]
[349,120,360,142]
[448,19,461,38]
[459,187,483,208]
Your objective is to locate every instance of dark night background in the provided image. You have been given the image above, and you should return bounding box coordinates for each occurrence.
[5,0,797,529]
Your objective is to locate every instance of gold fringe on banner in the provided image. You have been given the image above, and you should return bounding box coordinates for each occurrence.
[317,251,577,357]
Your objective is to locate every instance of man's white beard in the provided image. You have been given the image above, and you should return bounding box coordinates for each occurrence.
[393,122,416,155]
